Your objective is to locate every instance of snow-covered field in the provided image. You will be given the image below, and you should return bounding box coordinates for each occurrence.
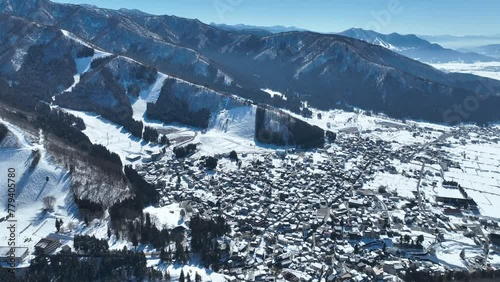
[194,105,274,157]
[283,107,451,149]
[430,61,500,81]
[444,141,500,218]
[143,203,185,230]
[158,264,226,282]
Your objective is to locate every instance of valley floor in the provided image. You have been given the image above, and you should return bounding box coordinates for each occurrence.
[430,61,500,81]
[2,104,500,281]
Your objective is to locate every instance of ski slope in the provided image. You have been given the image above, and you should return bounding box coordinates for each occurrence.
[0,121,74,268]
[54,29,113,100]
[131,72,168,121]
[60,108,164,165]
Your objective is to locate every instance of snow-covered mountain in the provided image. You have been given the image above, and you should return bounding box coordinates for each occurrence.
[471,44,500,58]
[3,0,500,126]
[209,23,307,36]
[339,28,497,63]
[0,12,323,147]
[421,34,500,50]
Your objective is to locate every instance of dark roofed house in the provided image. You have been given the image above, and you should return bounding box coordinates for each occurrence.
[0,246,29,264]
[61,245,72,253]
[35,235,62,254]
[490,233,500,246]
[126,154,141,162]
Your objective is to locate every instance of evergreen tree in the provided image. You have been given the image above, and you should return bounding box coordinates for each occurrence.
[150,224,161,248]
[205,156,218,170]
[184,246,190,264]
[417,234,425,246]
[0,123,8,143]
[180,209,186,221]
[211,241,221,271]
[166,247,172,263]
[160,248,167,262]
[132,233,138,251]
[143,126,159,143]
[164,271,171,282]
[145,213,152,230]
[404,234,411,244]
[229,150,238,161]
[195,272,202,282]
[159,135,170,146]
[179,269,185,282]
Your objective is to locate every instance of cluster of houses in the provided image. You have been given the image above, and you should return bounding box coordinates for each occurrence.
[131,126,500,281]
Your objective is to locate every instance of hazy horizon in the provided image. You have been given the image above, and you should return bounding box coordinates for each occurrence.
[50,0,500,37]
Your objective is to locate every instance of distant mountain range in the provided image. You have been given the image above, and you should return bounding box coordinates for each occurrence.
[421,34,500,42]
[421,34,500,50]
[210,23,307,36]
[2,0,500,126]
[463,44,500,59]
[210,24,499,64]
[335,28,497,64]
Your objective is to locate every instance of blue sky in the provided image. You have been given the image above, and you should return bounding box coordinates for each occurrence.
[52,0,500,36]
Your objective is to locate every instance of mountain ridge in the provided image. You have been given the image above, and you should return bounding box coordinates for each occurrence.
[339,28,497,63]
[2,0,500,125]
[0,12,325,148]
[209,22,307,36]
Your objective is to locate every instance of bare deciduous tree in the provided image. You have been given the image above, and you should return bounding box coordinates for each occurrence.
[43,196,56,211]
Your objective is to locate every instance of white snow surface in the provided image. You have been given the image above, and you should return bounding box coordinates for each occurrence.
[60,49,112,95]
[261,88,287,100]
[59,108,163,165]
[430,61,500,81]
[0,120,74,268]
[194,105,260,156]
[131,72,168,121]
[443,141,500,218]
[55,29,113,98]
[143,203,186,229]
